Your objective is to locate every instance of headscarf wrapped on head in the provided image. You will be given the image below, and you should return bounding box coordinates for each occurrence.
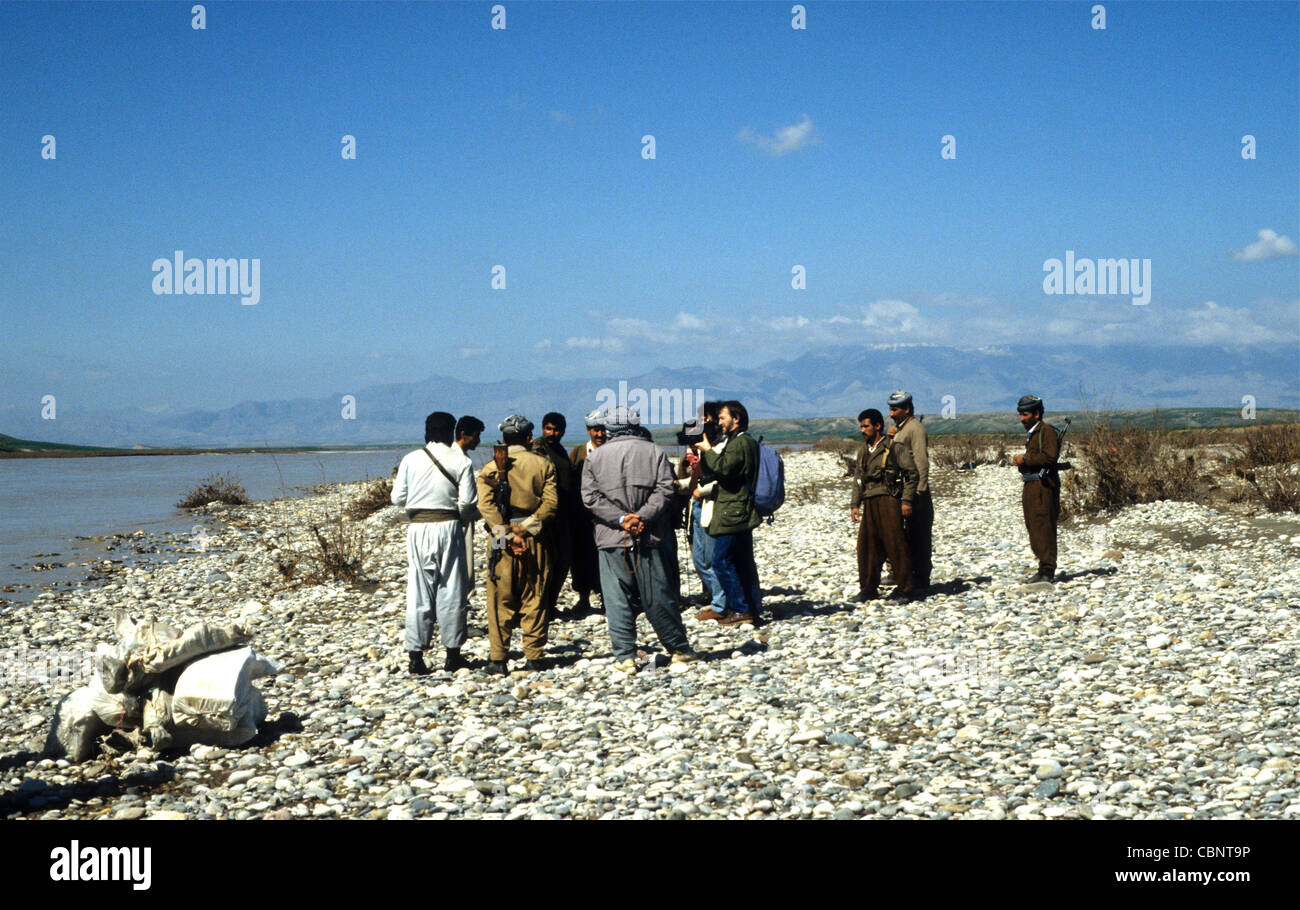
[498,414,534,442]
[603,405,642,440]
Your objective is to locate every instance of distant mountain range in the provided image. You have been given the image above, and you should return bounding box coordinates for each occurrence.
[6,343,1297,448]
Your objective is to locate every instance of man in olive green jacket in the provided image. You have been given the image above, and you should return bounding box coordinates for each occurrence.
[851,408,916,602]
[694,400,762,626]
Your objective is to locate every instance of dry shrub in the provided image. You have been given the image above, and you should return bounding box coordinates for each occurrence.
[1233,424,1300,468]
[1253,474,1300,513]
[1231,465,1300,514]
[931,434,1009,468]
[1065,420,1201,515]
[304,517,370,583]
[345,477,394,520]
[177,472,249,509]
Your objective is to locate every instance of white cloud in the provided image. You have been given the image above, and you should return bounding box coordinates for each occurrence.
[606,317,681,345]
[1232,229,1299,262]
[859,299,921,332]
[768,315,810,331]
[534,339,552,350]
[459,347,488,358]
[1180,300,1283,344]
[565,336,625,352]
[674,312,704,330]
[736,115,819,156]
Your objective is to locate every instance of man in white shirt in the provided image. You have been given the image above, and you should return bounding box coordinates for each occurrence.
[391,411,479,674]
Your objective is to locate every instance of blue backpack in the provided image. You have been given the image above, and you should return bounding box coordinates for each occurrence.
[753,436,786,520]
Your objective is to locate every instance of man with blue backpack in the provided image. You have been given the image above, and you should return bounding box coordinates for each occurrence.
[693,400,781,627]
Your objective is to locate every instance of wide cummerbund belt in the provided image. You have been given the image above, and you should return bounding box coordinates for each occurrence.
[509,507,535,520]
[408,508,460,523]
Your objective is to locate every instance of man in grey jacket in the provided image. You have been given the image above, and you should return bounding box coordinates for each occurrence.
[581,407,700,673]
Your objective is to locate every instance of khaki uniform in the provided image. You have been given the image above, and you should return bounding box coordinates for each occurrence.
[1020,422,1061,576]
[534,438,576,615]
[476,446,558,661]
[851,437,917,596]
[891,416,933,587]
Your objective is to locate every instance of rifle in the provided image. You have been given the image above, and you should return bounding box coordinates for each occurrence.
[487,443,512,583]
[1040,417,1073,489]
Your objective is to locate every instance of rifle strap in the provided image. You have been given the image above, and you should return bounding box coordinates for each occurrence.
[421,445,461,490]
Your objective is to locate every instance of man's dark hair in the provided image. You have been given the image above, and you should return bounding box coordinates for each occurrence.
[425,411,456,445]
[542,412,567,434]
[702,400,723,421]
[721,400,748,431]
[858,408,883,426]
[456,415,485,439]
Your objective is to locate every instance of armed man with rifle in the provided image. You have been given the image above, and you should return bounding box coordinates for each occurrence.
[1012,395,1070,583]
[475,415,558,674]
[851,408,917,603]
[885,390,934,593]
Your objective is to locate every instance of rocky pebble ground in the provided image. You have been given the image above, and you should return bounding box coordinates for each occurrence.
[2,450,1299,820]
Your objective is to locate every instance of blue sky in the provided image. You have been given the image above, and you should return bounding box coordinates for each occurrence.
[1,0,1297,415]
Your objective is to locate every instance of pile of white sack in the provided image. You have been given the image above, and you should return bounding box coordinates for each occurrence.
[45,611,280,762]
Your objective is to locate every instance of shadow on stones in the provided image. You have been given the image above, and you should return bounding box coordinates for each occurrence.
[766,599,856,621]
[245,711,304,747]
[0,756,176,819]
[919,575,994,597]
[1055,567,1118,583]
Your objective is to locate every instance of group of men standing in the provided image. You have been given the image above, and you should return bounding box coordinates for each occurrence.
[391,402,775,675]
[849,390,1065,602]
[390,391,1062,676]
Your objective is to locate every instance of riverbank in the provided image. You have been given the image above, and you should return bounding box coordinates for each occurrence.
[2,450,1299,820]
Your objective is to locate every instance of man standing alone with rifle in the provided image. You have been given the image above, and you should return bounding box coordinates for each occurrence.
[1012,395,1063,584]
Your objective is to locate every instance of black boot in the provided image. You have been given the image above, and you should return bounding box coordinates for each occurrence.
[443,648,469,672]
[484,659,508,676]
[523,658,548,672]
[408,650,431,676]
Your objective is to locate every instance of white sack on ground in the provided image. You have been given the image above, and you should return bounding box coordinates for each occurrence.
[171,646,278,747]
[142,688,174,750]
[44,684,111,762]
[100,615,250,694]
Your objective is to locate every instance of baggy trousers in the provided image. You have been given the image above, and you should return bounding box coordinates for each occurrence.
[541,514,572,614]
[485,536,551,661]
[1022,479,1059,574]
[858,495,913,596]
[690,500,725,609]
[711,529,761,617]
[570,511,601,599]
[404,521,468,652]
[597,545,690,662]
[901,490,934,587]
